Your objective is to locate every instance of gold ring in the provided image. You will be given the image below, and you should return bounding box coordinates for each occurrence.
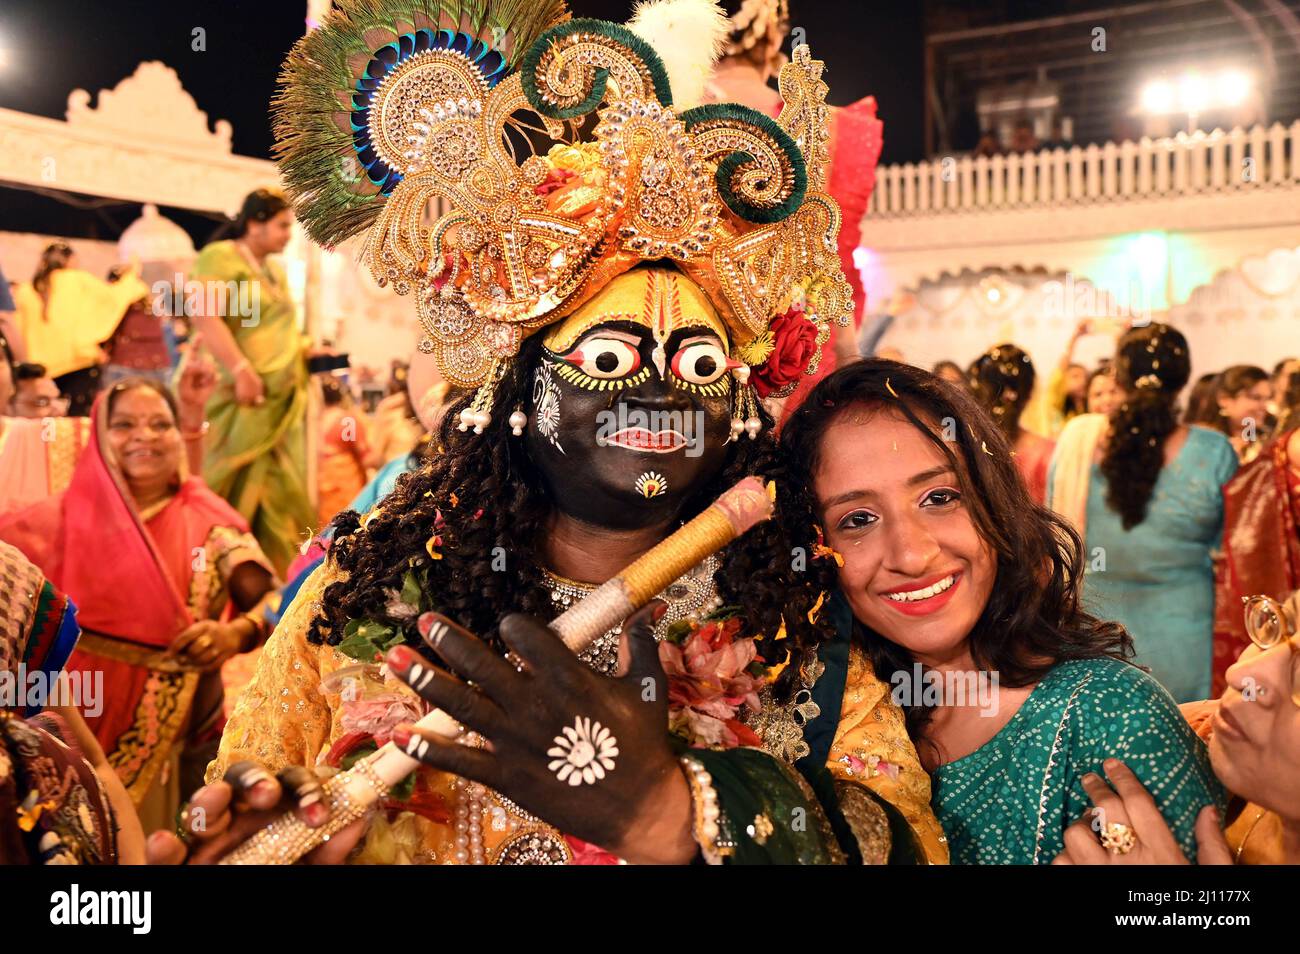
[194,635,213,652]
[1100,821,1137,855]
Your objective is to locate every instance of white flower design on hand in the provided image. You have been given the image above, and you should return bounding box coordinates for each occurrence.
[547,716,618,786]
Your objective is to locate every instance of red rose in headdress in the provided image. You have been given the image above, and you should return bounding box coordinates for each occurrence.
[752,306,820,398]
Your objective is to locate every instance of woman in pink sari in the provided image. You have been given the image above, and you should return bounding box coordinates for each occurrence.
[0,378,277,833]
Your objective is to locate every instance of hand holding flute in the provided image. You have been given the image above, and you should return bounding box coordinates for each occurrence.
[217,476,773,865]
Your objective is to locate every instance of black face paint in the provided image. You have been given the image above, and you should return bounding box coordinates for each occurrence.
[524,320,733,530]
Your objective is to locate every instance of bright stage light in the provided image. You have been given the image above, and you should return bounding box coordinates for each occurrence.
[1178,72,1210,114]
[1218,70,1252,107]
[1140,80,1175,114]
[1141,68,1254,119]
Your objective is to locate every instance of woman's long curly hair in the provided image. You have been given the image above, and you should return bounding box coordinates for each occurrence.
[779,359,1133,763]
[310,335,835,700]
[966,343,1036,445]
[1099,323,1192,530]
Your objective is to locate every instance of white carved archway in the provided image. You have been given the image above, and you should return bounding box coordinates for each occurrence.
[0,61,277,216]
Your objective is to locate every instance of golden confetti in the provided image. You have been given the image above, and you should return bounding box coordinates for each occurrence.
[807,590,827,623]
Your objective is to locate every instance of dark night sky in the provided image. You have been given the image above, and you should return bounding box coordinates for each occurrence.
[0,0,925,240]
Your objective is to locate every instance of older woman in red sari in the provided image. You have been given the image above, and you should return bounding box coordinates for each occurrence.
[0,378,277,833]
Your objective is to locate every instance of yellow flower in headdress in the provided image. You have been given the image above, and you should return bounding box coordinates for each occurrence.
[738,331,776,367]
[545,142,604,176]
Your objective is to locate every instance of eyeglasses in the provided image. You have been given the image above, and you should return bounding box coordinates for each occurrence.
[15,395,70,411]
[1241,595,1300,705]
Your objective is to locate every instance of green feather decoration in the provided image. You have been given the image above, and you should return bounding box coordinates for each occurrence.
[520,17,675,120]
[274,0,570,249]
[680,103,808,223]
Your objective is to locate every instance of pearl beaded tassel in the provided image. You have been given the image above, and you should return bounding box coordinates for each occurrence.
[219,477,773,865]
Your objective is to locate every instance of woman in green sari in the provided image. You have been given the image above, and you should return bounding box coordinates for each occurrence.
[191,188,315,575]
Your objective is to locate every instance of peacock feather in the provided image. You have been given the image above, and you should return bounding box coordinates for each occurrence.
[275,0,570,249]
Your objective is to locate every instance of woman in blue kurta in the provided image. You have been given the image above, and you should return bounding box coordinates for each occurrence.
[1048,324,1238,703]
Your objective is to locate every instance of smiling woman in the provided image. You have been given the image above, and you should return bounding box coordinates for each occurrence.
[779,359,1226,864]
[0,380,278,834]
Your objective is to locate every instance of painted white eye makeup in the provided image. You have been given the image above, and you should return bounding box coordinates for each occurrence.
[671,335,729,387]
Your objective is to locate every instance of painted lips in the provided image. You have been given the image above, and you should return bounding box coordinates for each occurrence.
[605,428,688,453]
[879,572,963,617]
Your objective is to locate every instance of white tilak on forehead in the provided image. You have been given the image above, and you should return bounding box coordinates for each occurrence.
[650,281,670,380]
[648,267,680,380]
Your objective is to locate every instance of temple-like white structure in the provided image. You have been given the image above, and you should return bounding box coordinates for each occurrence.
[860,125,1300,377]
[0,60,418,379]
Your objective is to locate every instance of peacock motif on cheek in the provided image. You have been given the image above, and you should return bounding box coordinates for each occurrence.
[533,362,564,454]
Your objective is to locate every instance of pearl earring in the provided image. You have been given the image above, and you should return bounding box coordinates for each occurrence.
[509,408,527,436]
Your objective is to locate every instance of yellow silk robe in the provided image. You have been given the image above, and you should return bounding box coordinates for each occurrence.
[210,565,949,864]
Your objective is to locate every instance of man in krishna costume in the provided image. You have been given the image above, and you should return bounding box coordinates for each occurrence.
[210,0,948,865]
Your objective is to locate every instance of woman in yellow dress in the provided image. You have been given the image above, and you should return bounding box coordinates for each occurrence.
[208,0,947,865]
[11,242,148,415]
[190,189,316,575]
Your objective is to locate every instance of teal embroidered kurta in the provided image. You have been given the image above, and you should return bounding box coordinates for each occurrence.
[931,657,1225,864]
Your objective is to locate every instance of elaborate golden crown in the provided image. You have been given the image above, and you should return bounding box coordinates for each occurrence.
[276,0,851,425]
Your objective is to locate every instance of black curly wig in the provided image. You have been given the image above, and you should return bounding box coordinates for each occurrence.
[1099,323,1192,530]
[310,335,836,700]
[779,359,1133,764]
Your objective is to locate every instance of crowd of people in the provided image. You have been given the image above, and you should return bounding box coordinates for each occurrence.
[0,0,1296,869]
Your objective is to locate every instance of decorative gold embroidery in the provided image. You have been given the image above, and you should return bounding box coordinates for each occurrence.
[105,667,199,803]
[747,650,823,762]
[832,778,892,865]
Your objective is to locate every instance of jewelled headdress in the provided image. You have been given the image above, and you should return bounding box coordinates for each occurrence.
[276,0,852,432]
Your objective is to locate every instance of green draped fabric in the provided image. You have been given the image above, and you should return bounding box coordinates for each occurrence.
[192,240,315,575]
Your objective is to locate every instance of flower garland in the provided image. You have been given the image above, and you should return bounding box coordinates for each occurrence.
[659,609,769,749]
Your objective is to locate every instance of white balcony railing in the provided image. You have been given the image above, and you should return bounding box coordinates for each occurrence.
[868,122,1300,217]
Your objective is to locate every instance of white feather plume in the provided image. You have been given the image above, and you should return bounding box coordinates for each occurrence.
[627,0,731,110]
